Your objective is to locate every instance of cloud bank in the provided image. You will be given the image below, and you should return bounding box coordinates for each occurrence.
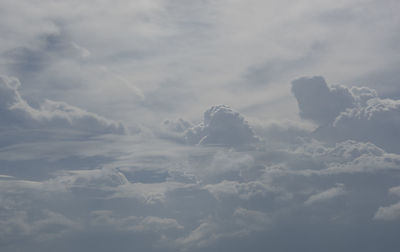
[0,75,125,134]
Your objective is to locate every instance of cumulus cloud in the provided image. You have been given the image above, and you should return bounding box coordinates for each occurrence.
[374,185,400,221]
[296,140,400,175]
[1,0,400,250]
[291,76,355,125]
[292,76,400,153]
[0,75,125,134]
[326,98,400,153]
[184,105,259,147]
[304,183,346,206]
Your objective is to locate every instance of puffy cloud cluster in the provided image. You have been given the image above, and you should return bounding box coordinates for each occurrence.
[374,185,400,221]
[328,98,400,153]
[2,73,400,251]
[184,105,259,147]
[0,75,125,134]
[292,76,400,153]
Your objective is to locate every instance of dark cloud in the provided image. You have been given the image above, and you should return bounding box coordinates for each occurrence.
[291,76,355,125]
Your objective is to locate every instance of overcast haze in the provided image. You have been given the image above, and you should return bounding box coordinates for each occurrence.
[1,0,400,251]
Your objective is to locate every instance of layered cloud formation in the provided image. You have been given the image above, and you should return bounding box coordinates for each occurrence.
[1,74,400,252]
[0,75,125,134]
[1,0,400,251]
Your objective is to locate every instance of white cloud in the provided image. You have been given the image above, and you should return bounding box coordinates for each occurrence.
[374,202,400,221]
[304,183,346,206]
[184,105,259,147]
[90,211,183,233]
[296,140,400,175]
[0,209,81,243]
[374,185,400,221]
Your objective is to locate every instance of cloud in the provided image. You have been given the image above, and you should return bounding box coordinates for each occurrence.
[90,211,183,233]
[176,208,270,250]
[326,98,400,153]
[304,183,346,206]
[389,186,400,197]
[184,105,259,147]
[111,181,190,205]
[204,180,276,201]
[374,185,400,221]
[296,140,400,175]
[0,208,81,243]
[291,76,355,125]
[374,202,400,221]
[0,75,125,134]
[1,0,400,250]
[292,76,400,153]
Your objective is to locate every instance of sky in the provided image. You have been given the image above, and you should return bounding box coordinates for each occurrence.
[0,0,400,251]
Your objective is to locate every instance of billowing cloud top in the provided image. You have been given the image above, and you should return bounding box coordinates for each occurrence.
[291,76,355,125]
[292,76,400,153]
[184,105,259,147]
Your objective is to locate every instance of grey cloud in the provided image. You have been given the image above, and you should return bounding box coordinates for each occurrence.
[90,211,183,233]
[184,105,259,147]
[3,0,400,251]
[251,120,313,148]
[0,75,125,134]
[0,208,81,243]
[326,98,400,153]
[291,76,355,125]
[296,140,400,175]
[389,186,400,197]
[162,118,192,133]
[292,76,400,153]
[3,31,91,78]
